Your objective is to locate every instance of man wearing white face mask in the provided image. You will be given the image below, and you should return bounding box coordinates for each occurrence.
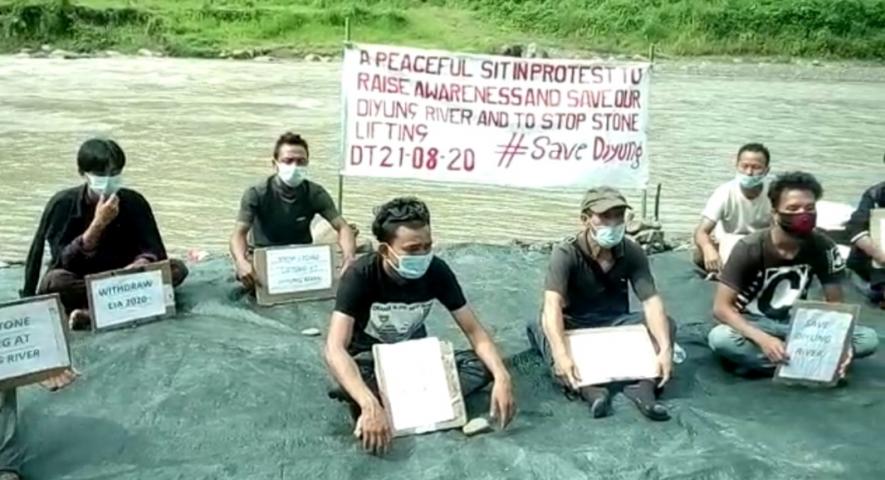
[21,138,188,330]
[324,197,515,455]
[528,187,676,421]
[694,143,773,274]
[230,132,357,291]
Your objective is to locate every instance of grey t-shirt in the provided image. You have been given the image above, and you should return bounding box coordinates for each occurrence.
[237,176,339,248]
[545,231,657,328]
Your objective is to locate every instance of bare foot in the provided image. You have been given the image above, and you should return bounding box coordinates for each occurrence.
[40,368,80,391]
[68,309,91,331]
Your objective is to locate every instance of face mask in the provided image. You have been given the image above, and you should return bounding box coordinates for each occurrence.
[385,247,433,280]
[737,172,766,189]
[277,163,307,187]
[591,223,626,248]
[86,173,122,196]
[777,212,817,237]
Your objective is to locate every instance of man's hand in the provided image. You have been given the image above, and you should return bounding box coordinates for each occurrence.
[838,347,854,379]
[656,350,673,387]
[126,257,151,269]
[552,352,581,390]
[489,378,516,429]
[702,245,722,273]
[755,333,789,364]
[93,193,120,228]
[339,256,356,275]
[40,368,79,391]
[236,259,259,290]
[354,399,391,455]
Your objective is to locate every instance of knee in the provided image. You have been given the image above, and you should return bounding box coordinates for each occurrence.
[37,269,79,294]
[707,324,743,354]
[169,259,189,287]
[457,352,493,386]
[853,327,880,359]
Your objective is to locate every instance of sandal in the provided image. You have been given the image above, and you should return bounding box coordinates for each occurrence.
[623,380,670,422]
[580,385,612,419]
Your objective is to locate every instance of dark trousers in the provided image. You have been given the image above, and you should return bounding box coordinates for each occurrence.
[332,349,493,417]
[0,390,22,475]
[526,311,676,387]
[848,250,885,294]
[37,259,189,314]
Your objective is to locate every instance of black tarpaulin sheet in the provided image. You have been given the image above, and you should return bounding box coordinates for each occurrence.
[1,245,883,480]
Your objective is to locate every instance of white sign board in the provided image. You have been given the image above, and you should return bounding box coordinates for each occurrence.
[567,325,659,387]
[374,337,456,432]
[0,296,70,387]
[874,216,885,269]
[89,269,167,329]
[777,307,854,384]
[342,43,651,189]
[266,245,334,295]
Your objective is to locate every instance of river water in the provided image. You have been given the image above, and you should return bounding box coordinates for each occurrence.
[1,56,883,261]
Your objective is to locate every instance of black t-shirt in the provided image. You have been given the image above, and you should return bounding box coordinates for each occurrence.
[334,252,467,353]
[236,176,339,248]
[544,232,657,328]
[720,229,846,320]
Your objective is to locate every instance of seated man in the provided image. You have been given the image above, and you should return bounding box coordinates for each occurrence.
[0,370,78,480]
[230,132,357,290]
[709,171,879,376]
[20,138,188,329]
[527,187,676,421]
[844,165,885,307]
[694,143,773,274]
[324,197,515,454]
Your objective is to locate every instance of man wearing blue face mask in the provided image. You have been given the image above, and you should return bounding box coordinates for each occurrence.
[527,187,676,421]
[324,197,515,455]
[21,138,188,329]
[694,143,773,274]
[230,132,357,291]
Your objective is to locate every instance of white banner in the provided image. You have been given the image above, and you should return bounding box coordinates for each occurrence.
[341,43,651,189]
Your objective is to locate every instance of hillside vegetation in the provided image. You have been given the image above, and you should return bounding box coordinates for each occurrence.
[1,0,884,58]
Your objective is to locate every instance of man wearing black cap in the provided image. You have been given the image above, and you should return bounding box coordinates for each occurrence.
[527,187,676,421]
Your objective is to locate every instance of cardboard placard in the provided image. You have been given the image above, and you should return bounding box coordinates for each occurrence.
[871,208,884,269]
[0,294,71,390]
[373,337,467,437]
[566,324,659,387]
[775,301,858,388]
[254,244,340,306]
[86,260,175,331]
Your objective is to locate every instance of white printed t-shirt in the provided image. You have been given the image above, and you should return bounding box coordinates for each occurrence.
[334,252,467,354]
[702,179,772,236]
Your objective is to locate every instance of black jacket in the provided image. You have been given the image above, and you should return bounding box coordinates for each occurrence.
[846,181,885,263]
[21,184,168,297]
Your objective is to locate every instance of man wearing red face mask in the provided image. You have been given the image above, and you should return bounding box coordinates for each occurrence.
[708,171,879,376]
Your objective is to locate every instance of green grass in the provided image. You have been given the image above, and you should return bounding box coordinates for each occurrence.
[1,0,884,59]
